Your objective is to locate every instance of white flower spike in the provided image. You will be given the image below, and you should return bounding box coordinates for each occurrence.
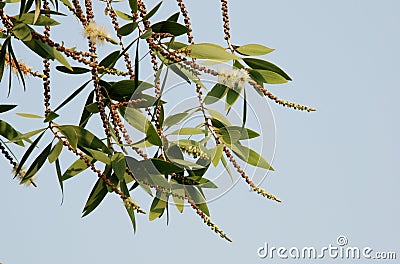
[217,67,249,91]
[83,20,116,45]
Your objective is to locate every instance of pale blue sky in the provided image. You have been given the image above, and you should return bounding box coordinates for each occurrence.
[1,0,399,263]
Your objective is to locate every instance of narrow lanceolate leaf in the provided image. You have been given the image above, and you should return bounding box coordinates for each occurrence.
[234,44,274,56]
[55,158,64,203]
[0,37,10,82]
[22,38,72,70]
[143,1,162,21]
[183,43,240,61]
[250,69,288,84]
[12,23,32,41]
[171,182,184,213]
[117,22,138,36]
[204,83,228,105]
[58,125,111,154]
[243,58,292,81]
[99,50,120,69]
[82,178,108,217]
[212,144,223,167]
[120,179,136,232]
[58,125,78,149]
[231,143,274,171]
[61,156,93,181]
[16,13,60,26]
[149,193,168,221]
[79,91,94,127]
[0,105,17,113]
[151,21,189,36]
[14,131,45,178]
[185,185,210,216]
[21,142,52,184]
[169,127,206,135]
[163,112,190,128]
[111,152,126,181]
[54,80,91,112]
[43,111,59,122]
[128,0,138,13]
[55,66,90,75]
[114,10,133,20]
[11,128,46,142]
[48,140,63,163]
[16,113,42,118]
[82,147,110,165]
[0,120,24,146]
[7,40,26,91]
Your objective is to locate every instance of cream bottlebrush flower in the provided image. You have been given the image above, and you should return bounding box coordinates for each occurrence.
[12,165,36,187]
[83,21,116,45]
[217,67,250,91]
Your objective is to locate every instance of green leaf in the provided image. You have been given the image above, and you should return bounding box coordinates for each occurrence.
[117,22,138,36]
[143,1,162,21]
[79,91,94,127]
[115,10,133,20]
[111,152,126,181]
[235,44,274,56]
[140,28,152,39]
[151,21,189,36]
[249,69,288,84]
[21,142,52,183]
[149,194,168,221]
[23,38,72,70]
[171,182,184,213]
[58,125,78,149]
[82,147,110,165]
[204,83,228,105]
[14,131,45,178]
[163,112,190,128]
[85,102,99,113]
[226,89,240,109]
[99,50,120,69]
[0,38,9,82]
[61,156,92,181]
[43,111,59,122]
[231,143,274,170]
[243,58,291,81]
[0,119,24,146]
[128,0,138,13]
[11,128,45,142]
[48,140,63,163]
[185,185,209,216]
[149,158,184,174]
[212,144,223,167]
[0,105,17,113]
[146,123,162,146]
[54,80,91,112]
[167,12,179,22]
[16,13,60,26]
[16,112,42,118]
[169,127,206,135]
[55,66,90,74]
[82,178,108,217]
[59,125,110,154]
[108,80,152,100]
[55,158,64,202]
[220,155,233,182]
[207,109,231,127]
[12,23,32,41]
[120,179,136,232]
[120,108,161,146]
[183,43,240,61]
